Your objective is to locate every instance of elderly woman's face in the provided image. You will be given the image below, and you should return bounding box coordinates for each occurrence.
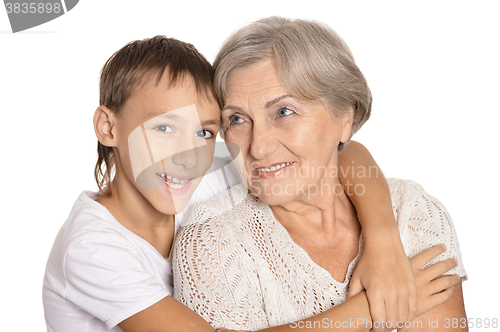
[222,59,353,206]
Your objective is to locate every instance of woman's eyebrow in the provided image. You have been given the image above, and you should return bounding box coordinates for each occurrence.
[222,94,294,113]
[265,94,293,108]
[222,105,244,113]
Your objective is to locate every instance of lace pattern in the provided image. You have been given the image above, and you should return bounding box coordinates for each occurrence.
[173,178,467,330]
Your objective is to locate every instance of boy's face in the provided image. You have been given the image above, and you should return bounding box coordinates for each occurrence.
[114,73,220,215]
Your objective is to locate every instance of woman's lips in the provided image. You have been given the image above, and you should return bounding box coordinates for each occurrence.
[253,162,293,179]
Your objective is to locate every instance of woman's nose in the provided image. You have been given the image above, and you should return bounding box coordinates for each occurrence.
[249,120,279,160]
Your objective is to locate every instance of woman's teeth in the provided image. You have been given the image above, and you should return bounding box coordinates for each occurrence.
[157,173,190,188]
[256,162,292,172]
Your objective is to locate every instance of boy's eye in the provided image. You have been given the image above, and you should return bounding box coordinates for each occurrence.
[196,129,214,139]
[278,108,295,117]
[154,125,173,133]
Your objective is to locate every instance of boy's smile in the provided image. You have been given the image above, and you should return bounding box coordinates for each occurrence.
[115,73,220,215]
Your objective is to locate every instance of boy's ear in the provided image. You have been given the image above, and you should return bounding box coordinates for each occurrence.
[93,106,117,147]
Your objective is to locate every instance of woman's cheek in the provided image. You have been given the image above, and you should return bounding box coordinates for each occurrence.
[225,125,250,145]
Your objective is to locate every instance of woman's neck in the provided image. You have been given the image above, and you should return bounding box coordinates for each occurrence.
[270,177,360,237]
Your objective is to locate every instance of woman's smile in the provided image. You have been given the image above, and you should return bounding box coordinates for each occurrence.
[253,161,294,178]
[223,59,352,206]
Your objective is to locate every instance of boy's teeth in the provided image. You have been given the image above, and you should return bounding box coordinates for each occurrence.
[157,173,190,186]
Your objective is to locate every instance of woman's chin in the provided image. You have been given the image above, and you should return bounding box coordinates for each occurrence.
[249,188,296,206]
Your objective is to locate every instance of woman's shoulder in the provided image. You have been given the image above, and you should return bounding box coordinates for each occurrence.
[180,183,256,229]
[387,178,447,219]
[387,179,467,278]
[386,178,455,245]
[387,178,426,200]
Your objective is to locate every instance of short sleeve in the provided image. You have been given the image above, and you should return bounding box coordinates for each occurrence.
[390,179,468,280]
[173,204,269,330]
[63,233,169,329]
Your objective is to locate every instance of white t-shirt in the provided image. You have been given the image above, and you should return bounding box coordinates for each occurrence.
[43,158,237,331]
[43,191,173,331]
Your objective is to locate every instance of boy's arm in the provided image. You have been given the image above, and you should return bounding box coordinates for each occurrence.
[338,141,418,330]
[119,245,458,332]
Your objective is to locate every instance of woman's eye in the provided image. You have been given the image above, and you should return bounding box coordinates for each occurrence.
[278,108,295,117]
[154,125,173,133]
[196,129,214,139]
[229,115,244,124]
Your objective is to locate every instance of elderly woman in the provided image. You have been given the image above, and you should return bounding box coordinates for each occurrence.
[173,17,467,331]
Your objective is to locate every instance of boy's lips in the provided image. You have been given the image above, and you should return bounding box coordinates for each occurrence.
[156,172,191,189]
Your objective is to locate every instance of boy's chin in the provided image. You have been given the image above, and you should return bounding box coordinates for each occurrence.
[137,188,189,216]
[153,194,190,215]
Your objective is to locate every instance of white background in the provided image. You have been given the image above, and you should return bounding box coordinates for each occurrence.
[1,0,499,330]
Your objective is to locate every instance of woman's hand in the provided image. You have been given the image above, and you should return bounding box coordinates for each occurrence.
[347,226,418,332]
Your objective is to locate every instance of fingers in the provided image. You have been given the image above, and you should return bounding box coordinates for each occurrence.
[366,290,386,332]
[410,244,446,270]
[422,258,458,279]
[346,277,364,299]
[407,279,418,320]
[398,292,409,325]
[385,295,399,331]
[428,274,460,295]
[428,286,454,309]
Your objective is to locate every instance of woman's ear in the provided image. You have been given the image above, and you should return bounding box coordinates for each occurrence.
[340,106,354,143]
[93,106,117,147]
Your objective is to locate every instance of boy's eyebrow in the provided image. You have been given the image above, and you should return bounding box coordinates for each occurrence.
[201,119,221,127]
[144,111,180,120]
[157,112,180,120]
[146,111,220,127]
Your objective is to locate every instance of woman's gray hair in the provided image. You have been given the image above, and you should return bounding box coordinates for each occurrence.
[213,16,372,151]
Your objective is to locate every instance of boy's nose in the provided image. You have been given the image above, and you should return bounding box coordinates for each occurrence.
[171,144,200,169]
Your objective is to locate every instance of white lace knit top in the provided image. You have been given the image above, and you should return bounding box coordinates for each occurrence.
[172,178,467,330]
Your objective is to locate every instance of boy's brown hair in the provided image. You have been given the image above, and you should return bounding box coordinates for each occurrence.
[95,35,216,196]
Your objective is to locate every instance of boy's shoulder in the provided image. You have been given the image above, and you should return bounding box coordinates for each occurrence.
[48,191,137,266]
[58,191,123,244]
